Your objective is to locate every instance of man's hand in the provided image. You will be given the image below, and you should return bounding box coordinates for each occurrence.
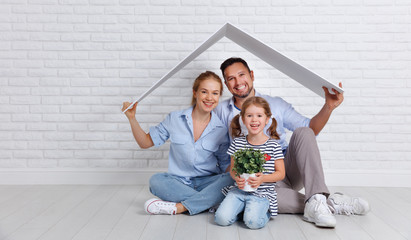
[310,82,344,135]
[322,82,344,111]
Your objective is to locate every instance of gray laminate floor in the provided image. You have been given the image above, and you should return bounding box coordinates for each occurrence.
[0,185,410,240]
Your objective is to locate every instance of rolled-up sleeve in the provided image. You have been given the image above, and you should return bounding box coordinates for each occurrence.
[149,113,172,147]
[280,98,310,131]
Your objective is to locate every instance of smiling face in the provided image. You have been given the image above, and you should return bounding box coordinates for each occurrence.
[242,104,269,137]
[193,78,222,113]
[223,62,254,99]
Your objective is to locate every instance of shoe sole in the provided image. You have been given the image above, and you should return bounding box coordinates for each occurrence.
[302,216,336,228]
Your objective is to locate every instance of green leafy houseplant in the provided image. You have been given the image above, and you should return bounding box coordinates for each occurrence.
[232,148,268,177]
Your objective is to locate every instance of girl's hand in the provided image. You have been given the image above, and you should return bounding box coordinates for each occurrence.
[234,176,246,189]
[247,172,264,188]
[122,102,137,120]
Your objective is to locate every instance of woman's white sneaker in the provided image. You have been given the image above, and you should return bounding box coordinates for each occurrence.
[328,192,370,215]
[144,198,177,215]
[303,194,337,228]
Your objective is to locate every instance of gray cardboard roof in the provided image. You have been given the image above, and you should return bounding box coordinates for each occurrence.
[124,23,343,113]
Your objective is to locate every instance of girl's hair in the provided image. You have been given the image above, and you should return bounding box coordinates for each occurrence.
[230,96,280,140]
[191,71,223,106]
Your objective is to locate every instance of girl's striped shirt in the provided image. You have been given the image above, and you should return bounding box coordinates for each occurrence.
[223,136,284,217]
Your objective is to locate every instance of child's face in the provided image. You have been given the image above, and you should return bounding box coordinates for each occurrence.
[242,104,269,136]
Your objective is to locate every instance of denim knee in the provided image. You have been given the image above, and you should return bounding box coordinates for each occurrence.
[243,197,270,229]
[243,215,268,229]
[148,172,167,195]
[215,210,236,226]
[219,172,235,185]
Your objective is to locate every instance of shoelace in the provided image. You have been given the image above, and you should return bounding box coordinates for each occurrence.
[331,203,354,215]
[329,198,359,215]
[314,200,332,215]
[155,201,176,215]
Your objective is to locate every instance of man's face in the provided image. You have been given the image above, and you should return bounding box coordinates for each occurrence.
[223,62,254,99]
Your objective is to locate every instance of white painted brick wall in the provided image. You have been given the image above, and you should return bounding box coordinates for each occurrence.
[1,1,410,179]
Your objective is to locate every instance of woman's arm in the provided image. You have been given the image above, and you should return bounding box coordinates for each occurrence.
[216,133,231,173]
[122,102,154,149]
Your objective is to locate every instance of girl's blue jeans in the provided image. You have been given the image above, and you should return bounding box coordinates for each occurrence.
[149,172,234,215]
[215,188,271,229]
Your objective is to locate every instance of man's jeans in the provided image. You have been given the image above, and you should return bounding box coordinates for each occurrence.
[149,172,234,215]
[215,188,271,229]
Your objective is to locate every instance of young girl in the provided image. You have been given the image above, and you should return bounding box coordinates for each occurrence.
[214,96,285,229]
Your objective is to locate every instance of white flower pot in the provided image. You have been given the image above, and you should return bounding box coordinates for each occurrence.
[240,173,257,192]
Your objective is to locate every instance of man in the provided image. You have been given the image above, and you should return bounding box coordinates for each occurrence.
[214,57,369,228]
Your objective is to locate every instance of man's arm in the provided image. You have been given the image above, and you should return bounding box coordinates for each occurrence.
[309,82,344,135]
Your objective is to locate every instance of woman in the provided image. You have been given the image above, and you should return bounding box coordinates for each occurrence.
[122,71,234,215]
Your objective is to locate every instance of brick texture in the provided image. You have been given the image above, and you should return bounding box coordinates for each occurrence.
[0,1,410,172]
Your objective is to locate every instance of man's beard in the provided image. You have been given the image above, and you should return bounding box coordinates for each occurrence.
[233,87,254,99]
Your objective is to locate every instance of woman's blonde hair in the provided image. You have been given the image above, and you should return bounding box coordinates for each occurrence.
[191,71,223,106]
[230,96,280,140]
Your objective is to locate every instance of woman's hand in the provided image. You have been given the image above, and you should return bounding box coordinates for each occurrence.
[234,175,246,189]
[247,172,264,189]
[121,101,154,149]
[122,102,137,120]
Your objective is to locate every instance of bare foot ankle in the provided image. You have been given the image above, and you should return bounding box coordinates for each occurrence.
[176,203,188,214]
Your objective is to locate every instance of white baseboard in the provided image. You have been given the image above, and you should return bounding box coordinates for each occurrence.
[1,168,411,187]
[0,168,161,185]
[324,169,411,187]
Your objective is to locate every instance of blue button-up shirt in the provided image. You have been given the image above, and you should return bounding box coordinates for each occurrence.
[214,91,311,150]
[149,107,231,181]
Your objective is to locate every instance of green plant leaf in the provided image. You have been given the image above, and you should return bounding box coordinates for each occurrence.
[232,147,266,176]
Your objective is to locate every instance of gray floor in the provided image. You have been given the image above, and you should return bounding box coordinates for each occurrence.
[0,185,410,240]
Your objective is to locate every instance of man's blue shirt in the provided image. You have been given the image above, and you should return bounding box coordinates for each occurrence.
[214,91,311,150]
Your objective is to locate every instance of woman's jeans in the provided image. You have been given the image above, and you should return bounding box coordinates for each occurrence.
[149,172,234,215]
[215,188,271,229]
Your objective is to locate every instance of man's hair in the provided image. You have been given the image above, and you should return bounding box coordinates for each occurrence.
[220,57,251,80]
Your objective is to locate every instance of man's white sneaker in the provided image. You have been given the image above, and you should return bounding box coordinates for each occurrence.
[328,192,370,215]
[303,194,337,228]
[144,198,177,215]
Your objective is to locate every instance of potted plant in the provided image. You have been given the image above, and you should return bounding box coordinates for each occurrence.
[232,148,270,192]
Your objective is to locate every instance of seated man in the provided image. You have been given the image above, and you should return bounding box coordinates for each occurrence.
[214,57,370,228]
